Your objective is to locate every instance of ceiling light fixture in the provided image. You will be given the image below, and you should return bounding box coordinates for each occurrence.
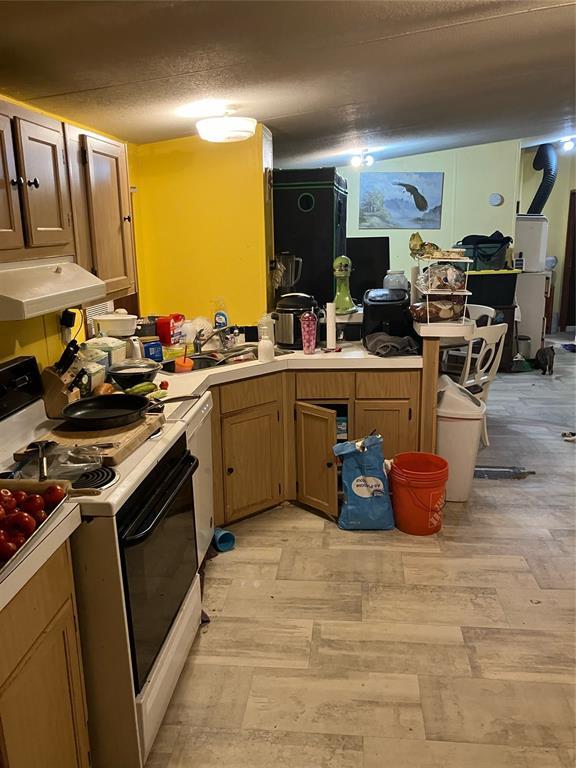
[350,149,375,167]
[175,99,229,118]
[196,116,257,143]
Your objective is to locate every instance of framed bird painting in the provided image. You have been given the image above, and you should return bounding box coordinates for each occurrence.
[359,171,444,229]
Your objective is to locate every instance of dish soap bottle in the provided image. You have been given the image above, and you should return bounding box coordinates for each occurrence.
[213,297,228,329]
[258,327,275,363]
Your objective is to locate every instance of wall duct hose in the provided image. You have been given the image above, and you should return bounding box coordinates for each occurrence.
[527,143,558,214]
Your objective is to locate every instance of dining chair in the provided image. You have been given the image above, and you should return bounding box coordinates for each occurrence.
[466,304,496,326]
[457,322,508,446]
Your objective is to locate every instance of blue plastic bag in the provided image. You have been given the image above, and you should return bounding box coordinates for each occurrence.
[333,434,394,530]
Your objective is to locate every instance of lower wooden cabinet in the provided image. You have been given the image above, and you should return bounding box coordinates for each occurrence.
[212,368,423,524]
[295,402,338,520]
[354,399,418,458]
[222,402,283,522]
[0,543,89,768]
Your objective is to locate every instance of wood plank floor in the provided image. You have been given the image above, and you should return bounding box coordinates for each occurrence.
[147,343,575,768]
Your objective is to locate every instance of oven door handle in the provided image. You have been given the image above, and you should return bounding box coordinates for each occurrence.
[123,455,199,546]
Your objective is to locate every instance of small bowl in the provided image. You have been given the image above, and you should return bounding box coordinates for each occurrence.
[108,359,162,389]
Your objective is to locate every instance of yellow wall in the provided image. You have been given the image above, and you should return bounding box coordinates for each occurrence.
[520,148,576,313]
[129,125,271,326]
[339,139,521,274]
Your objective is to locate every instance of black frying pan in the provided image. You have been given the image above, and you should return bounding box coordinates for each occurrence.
[61,394,200,431]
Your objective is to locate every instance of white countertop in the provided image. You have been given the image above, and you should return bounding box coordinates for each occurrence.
[160,342,423,418]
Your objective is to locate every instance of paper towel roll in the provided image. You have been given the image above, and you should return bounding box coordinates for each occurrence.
[326,302,336,350]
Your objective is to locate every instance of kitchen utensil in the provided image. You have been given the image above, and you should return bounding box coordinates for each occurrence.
[333,255,357,315]
[54,340,79,375]
[278,252,303,289]
[93,309,138,337]
[26,440,55,481]
[273,293,321,349]
[300,312,318,354]
[19,444,103,481]
[108,359,162,389]
[61,394,200,431]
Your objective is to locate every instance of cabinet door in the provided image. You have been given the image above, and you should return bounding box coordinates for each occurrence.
[83,135,135,295]
[0,599,89,768]
[0,114,24,250]
[295,402,338,519]
[15,118,72,247]
[222,403,283,522]
[355,399,417,458]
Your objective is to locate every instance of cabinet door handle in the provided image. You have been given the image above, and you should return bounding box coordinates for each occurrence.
[226,467,234,475]
[27,177,40,189]
[123,215,131,222]
[10,177,23,187]
[326,461,334,469]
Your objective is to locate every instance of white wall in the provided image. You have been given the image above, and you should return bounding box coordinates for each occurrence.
[339,139,521,274]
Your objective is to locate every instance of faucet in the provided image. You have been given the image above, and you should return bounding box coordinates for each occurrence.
[193,326,234,354]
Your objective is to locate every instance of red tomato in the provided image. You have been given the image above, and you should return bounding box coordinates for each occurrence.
[0,540,17,561]
[21,494,44,515]
[159,380,169,390]
[0,489,13,501]
[42,485,66,510]
[0,505,6,521]
[13,490,28,505]
[32,508,48,525]
[0,496,17,512]
[7,512,36,536]
[8,531,27,549]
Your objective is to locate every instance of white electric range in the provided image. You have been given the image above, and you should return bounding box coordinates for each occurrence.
[1,391,214,768]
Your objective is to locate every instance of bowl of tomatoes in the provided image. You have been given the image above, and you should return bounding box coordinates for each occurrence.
[0,481,68,569]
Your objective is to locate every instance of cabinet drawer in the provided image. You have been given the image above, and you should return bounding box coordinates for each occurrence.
[356,371,420,400]
[296,372,355,400]
[0,543,72,685]
[220,373,282,414]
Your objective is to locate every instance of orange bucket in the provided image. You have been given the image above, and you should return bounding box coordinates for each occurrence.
[390,452,449,535]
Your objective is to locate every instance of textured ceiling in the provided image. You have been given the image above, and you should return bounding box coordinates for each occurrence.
[0,0,574,165]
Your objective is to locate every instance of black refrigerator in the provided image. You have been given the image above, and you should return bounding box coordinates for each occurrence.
[272,168,347,306]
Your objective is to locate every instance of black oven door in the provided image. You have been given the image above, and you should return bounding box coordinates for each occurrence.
[118,443,199,693]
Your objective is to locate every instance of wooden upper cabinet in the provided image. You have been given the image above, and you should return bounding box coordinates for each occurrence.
[82,135,134,294]
[14,117,73,247]
[295,402,338,519]
[0,114,24,250]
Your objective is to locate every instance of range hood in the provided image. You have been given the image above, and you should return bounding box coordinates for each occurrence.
[0,259,106,320]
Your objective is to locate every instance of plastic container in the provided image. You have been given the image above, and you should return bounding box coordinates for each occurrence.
[174,357,193,373]
[157,314,185,346]
[390,452,449,535]
[258,314,276,345]
[258,329,275,362]
[300,311,317,354]
[93,310,138,337]
[435,375,486,502]
[213,527,235,552]
[517,335,531,359]
[82,336,126,367]
[384,270,409,291]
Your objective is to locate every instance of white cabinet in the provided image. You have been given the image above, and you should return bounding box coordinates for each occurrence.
[516,272,551,357]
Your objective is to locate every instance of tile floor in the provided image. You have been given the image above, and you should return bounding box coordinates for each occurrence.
[148,343,575,767]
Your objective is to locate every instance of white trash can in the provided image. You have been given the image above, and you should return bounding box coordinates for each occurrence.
[436,375,486,502]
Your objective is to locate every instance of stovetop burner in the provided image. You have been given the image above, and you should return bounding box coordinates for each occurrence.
[72,466,119,491]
